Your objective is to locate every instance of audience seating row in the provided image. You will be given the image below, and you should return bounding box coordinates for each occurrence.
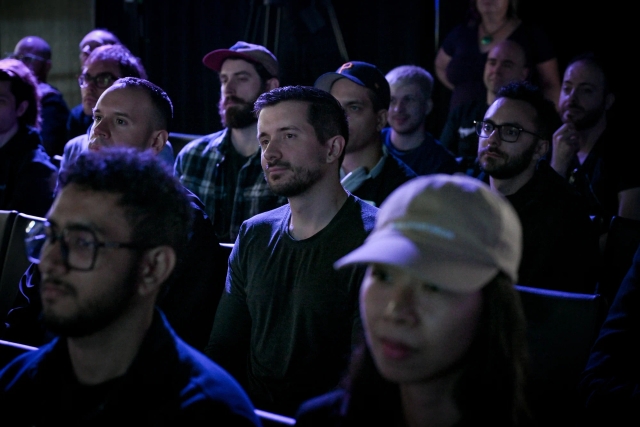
[0,211,46,325]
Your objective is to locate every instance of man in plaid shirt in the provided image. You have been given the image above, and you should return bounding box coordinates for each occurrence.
[174,41,287,243]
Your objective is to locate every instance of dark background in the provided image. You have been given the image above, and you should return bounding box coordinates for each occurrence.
[94,0,624,145]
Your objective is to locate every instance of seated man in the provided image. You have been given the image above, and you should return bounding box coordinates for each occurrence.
[0,148,260,425]
[2,77,225,352]
[11,35,70,157]
[315,61,417,207]
[477,80,600,293]
[0,58,57,217]
[382,65,458,175]
[206,86,378,416]
[67,28,122,140]
[440,39,530,176]
[60,43,174,169]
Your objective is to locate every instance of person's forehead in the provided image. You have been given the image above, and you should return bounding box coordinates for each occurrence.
[84,58,121,76]
[486,97,536,124]
[81,31,115,47]
[258,100,311,129]
[220,58,258,75]
[489,46,524,64]
[390,81,423,97]
[52,184,130,238]
[564,61,604,86]
[330,78,371,101]
[98,86,151,113]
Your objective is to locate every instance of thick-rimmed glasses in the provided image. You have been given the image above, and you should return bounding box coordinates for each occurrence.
[25,221,141,271]
[78,72,118,89]
[4,52,47,65]
[475,120,544,143]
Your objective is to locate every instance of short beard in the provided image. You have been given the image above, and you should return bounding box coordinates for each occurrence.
[220,100,258,129]
[42,266,139,338]
[265,164,323,198]
[480,142,537,180]
[569,103,607,131]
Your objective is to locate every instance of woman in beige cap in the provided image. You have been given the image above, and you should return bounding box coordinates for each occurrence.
[296,173,532,427]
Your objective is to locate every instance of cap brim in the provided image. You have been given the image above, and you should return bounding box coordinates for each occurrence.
[314,72,366,92]
[202,50,257,72]
[334,230,499,293]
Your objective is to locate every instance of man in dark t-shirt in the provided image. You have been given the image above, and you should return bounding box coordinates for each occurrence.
[207,86,378,417]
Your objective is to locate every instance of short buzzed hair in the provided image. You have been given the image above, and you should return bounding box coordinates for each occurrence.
[111,77,173,132]
[385,65,434,100]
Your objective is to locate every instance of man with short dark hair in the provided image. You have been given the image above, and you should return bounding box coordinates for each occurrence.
[11,35,70,157]
[0,148,260,425]
[175,41,287,243]
[440,39,530,175]
[477,80,600,293]
[207,85,378,416]
[315,61,417,207]
[550,52,640,250]
[0,58,57,217]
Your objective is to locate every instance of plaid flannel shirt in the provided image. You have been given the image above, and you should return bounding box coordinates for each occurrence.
[174,128,287,243]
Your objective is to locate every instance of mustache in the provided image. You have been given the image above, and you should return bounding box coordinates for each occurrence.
[265,160,291,169]
[478,146,505,157]
[41,276,75,295]
[222,96,251,107]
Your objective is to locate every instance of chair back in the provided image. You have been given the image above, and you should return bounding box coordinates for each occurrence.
[0,210,18,278]
[0,213,46,324]
[598,215,640,305]
[516,285,608,424]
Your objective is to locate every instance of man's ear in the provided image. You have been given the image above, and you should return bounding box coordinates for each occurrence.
[15,100,28,118]
[266,77,280,91]
[137,246,176,297]
[149,130,169,155]
[326,135,346,164]
[535,138,550,160]
[605,92,615,111]
[376,108,388,131]
[424,99,434,116]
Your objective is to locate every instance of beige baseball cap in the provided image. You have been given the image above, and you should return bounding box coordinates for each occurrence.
[335,174,523,292]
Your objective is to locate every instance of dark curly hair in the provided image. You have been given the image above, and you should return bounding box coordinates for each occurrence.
[58,148,193,289]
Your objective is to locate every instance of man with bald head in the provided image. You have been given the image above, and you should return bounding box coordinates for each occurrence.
[12,35,70,156]
[440,39,530,174]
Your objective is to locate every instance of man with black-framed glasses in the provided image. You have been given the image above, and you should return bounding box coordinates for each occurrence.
[11,35,70,157]
[477,80,600,293]
[0,148,261,425]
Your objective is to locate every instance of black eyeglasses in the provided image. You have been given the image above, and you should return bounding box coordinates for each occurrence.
[25,221,141,271]
[4,52,47,65]
[78,72,118,89]
[474,120,544,143]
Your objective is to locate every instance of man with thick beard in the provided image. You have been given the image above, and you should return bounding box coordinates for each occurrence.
[550,52,640,248]
[0,149,260,425]
[477,80,600,293]
[174,41,287,243]
[206,86,378,417]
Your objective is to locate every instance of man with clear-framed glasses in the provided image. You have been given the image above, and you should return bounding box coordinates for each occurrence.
[476,80,600,294]
[11,35,70,157]
[0,148,261,425]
